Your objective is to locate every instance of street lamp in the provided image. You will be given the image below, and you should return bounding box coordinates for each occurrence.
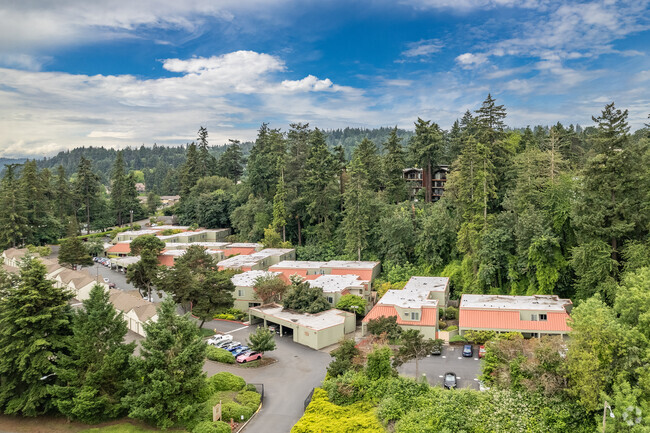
[603,401,614,433]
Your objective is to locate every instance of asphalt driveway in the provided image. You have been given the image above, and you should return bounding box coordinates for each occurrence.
[397,344,483,389]
[202,321,331,433]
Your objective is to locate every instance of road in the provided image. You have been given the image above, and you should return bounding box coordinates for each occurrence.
[202,320,331,433]
[79,262,165,302]
[397,344,483,389]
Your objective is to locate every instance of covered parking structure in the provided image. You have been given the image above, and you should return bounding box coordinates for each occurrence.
[248,304,356,350]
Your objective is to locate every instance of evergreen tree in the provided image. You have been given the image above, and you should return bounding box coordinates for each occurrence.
[58,221,93,269]
[51,285,135,423]
[272,173,288,242]
[285,123,311,245]
[127,235,165,301]
[282,276,330,314]
[0,258,73,416]
[447,120,463,164]
[0,164,28,249]
[74,157,101,234]
[572,103,648,300]
[54,165,74,232]
[342,155,372,260]
[196,126,216,179]
[146,191,161,215]
[302,129,338,238]
[110,151,128,226]
[409,118,443,203]
[352,138,382,192]
[216,140,244,182]
[382,127,407,204]
[180,143,200,198]
[125,299,207,429]
[247,124,286,200]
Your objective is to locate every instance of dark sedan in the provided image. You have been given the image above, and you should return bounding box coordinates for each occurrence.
[444,372,457,389]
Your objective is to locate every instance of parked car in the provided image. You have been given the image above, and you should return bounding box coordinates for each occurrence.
[228,344,245,353]
[478,345,486,358]
[108,282,117,289]
[443,372,457,389]
[431,344,442,356]
[237,351,262,363]
[462,344,473,357]
[207,334,233,346]
[222,342,241,351]
[232,346,249,357]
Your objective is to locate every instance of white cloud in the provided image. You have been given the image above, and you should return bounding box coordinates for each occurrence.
[401,39,444,58]
[281,75,334,92]
[455,52,488,67]
[87,131,136,139]
[400,0,543,11]
[634,70,650,82]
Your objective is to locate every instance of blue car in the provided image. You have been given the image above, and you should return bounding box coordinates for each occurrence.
[462,344,473,357]
[232,346,249,357]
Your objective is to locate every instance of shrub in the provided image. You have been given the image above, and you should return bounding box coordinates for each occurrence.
[206,346,235,364]
[438,320,447,330]
[236,390,261,412]
[244,383,257,392]
[444,306,458,320]
[446,325,458,332]
[366,316,402,342]
[449,334,468,343]
[221,401,254,422]
[207,372,245,393]
[213,313,237,321]
[192,421,231,433]
[322,370,369,405]
[464,330,496,344]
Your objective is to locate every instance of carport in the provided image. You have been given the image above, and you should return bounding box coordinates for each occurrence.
[248,303,356,350]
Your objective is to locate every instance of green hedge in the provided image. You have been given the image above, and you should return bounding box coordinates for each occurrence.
[206,346,235,364]
[221,401,254,422]
[449,334,467,343]
[207,372,246,392]
[236,390,261,412]
[192,421,231,433]
[445,325,458,331]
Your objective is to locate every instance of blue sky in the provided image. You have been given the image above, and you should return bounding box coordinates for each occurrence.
[0,0,648,157]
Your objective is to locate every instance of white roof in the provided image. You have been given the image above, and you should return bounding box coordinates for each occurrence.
[119,229,158,237]
[403,276,449,293]
[271,260,327,269]
[256,248,294,256]
[323,260,379,270]
[231,270,281,287]
[111,256,141,266]
[249,304,351,330]
[460,294,572,311]
[163,242,230,250]
[308,274,367,293]
[152,225,190,230]
[218,255,261,268]
[227,243,263,248]
[160,249,186,257]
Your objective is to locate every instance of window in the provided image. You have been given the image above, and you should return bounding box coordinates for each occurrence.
[327,297,334,304]
[411,312,420,321]
[531,314,538,321]
[539,313,548,321]
[237,289,244,297]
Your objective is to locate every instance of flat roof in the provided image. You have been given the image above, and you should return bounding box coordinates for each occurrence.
[163,242,230,249]
[111,256,141,266]
[271,260,328,269]
[324,260,379,270]
[249,304,351,331]
[460,294,572,311]
[232,270,281,287]
[308,274,367,293]
[403,276,449,292]
[118,229,158,237]
[226,243,263,248]
[218,255,260,268]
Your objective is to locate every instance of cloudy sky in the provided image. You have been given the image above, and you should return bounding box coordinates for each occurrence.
[0,0,648,157]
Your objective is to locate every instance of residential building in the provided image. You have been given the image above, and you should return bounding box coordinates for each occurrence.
[403,166,449,201]
[269,260,381,283]
[160,195,180,206]
[458,294,573,338]
[1,248,29,267]
[222,243,264,257]
[248,303,356,350]
[231,270,282,312]
[107,241,132,257]
[135,183,146,193]
[108,289,158,336]
[308,274,371,310]
[361,276,449,339]
[217,248,295,272]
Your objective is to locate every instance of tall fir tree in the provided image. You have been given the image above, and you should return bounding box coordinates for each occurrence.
[125,299,207,429]
[0,258,73,416]
[54,165,74,233]
[0,164,28,249]
[382,127,407,204]
[352,138,382,192]
[272,172,288,242]
[342,155,372,260]
[216,139,244,182]
[74,157,101,234]
[110,151,128,226]
[180,143,200,198]
[285,123,311,245]
[247,123,286,200]
[58,220,93,269]
[196,126,216,179]
[51,284,135,423]
[409,118,443,203]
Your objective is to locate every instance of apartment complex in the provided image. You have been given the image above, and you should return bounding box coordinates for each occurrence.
[458,294,573,338]
[403,166,449,201]
[269,260,381,283]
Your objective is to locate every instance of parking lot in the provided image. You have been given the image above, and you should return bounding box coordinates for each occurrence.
[397,344,483,390]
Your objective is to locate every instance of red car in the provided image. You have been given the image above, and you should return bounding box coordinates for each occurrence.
[236,351,262,363]
[478,345,486,358]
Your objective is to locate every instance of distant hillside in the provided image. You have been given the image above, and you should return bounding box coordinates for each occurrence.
[0,157,27,167]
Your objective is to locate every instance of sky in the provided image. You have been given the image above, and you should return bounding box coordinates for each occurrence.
[0,0,648,158]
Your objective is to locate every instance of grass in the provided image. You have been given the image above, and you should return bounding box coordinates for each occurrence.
[238,357,276,368]
[79,425,167,433]
[199,328,216,337]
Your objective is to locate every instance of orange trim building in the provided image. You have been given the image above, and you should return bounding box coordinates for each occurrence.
[459,294,572,338]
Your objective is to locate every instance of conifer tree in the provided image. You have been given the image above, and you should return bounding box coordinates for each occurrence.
[0,258,73,416]
[0,164,28,249]
[353,138,382,192]
[286,123,311,245]
[409,118,443,202]
[125,299,207,429]
[54,165,74,232]
[74,157,101,234]
[58,220,93,269]
[382,127,407,204]
[127,235,165,301]
[272,172,288,242]
[180,143,200,197]
[110,151,128,226]
[216,139,244,182]
[343,155,372,260]
[51,284,135,423]
[196,126,216,179]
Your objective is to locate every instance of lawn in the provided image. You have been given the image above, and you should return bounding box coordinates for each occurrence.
[79,424,169,433]
[199,327,216,338]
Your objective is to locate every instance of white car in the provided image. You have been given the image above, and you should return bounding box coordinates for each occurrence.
[103,278,110,283]
[207,334,233,346]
